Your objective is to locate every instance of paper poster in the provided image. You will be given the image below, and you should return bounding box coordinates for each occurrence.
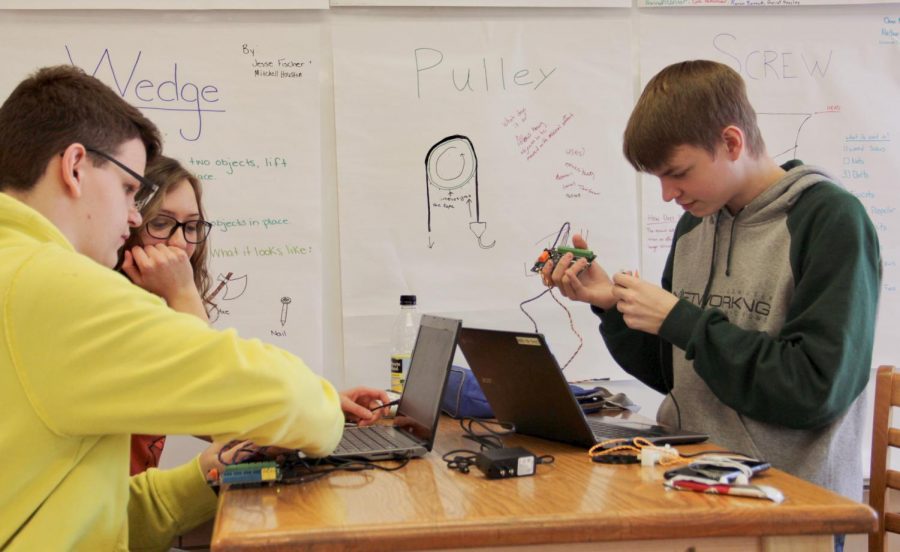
[334,10,638,384]
[638,6,900,367]
[0,11,328,373]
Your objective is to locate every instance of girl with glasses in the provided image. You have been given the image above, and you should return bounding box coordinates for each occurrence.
[118,156,230,478]
[121,156,213,324]
[117,156,389,479]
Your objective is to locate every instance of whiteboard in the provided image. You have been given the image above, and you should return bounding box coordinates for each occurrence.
[333,8,638,387]
[1,6,896,392]
[0,11,330,375]
[637,6,900,369]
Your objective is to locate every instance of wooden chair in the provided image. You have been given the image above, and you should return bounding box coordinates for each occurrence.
[870,365,900,552]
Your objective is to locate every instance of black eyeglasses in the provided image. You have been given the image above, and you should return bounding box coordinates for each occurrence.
[144,214,212,244]
[85,147,159,210]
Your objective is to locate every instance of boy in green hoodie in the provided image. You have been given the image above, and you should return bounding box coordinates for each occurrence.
[544,60,880,512]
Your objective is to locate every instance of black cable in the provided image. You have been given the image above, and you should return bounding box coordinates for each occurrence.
[458,417,515,450]
[314,454,412,473]
[459,417,515,436]
[210,451,415,490]
[332,455,412,472]
[369,399,400,412]
[659,340,683,429]
[441,418,514,473]
[279,453,413,485]
[216,440,238,465]
[443,419,557,477]
[550,222,571,249]
[463,433,502,450]
[217,440,262,466]
[547,288,583,371]
[450,418,510,468]
[523,222,571,327]
[679,449,754,459]
[442,449,479,474]
[519,288,551,333]
[519,221,584,366]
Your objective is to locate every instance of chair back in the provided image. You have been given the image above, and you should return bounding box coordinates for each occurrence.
[870,365,900,552]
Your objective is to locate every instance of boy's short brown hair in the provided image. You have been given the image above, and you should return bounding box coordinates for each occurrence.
[623,60,765,173]
[0,65,161,192]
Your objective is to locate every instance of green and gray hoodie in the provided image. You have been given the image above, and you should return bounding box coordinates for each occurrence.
[595,160,881,499]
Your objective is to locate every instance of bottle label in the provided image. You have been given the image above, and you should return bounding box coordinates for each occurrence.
[391,354,411,393]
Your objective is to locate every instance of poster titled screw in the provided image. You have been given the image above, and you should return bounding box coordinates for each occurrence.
[65,46,224,142]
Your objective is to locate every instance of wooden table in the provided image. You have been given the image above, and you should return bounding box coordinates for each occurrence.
[211,415,876,551]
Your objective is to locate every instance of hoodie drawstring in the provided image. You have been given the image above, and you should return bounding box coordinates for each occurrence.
[701,209,742,307]
[725,208,742,277]
[699,214,720,308]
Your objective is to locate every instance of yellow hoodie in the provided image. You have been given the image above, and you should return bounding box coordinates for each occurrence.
[0,193,343,550]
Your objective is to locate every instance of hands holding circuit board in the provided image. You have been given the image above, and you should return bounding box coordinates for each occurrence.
[536,233,678,336]
[535,233,618,312]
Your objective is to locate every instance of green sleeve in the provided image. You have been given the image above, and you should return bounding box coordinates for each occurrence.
[597,213,701,393]
[128,456,217,552]
[597,306,669,394]
[659,184,880,429]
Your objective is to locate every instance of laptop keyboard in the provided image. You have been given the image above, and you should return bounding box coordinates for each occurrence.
[587,418,668,439]
[334,425,409,454]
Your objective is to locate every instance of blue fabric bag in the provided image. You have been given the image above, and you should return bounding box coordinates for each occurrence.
[441,366,493,419]
[441,366,624,418]
[440,366,620,419]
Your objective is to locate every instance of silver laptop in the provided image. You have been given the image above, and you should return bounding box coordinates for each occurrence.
[327,315,461,461]
[457,327,708,447]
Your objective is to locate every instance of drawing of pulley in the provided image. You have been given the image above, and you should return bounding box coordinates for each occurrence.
[426,135,477,191]
[424,134,495,249]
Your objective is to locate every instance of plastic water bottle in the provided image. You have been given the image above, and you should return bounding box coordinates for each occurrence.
[390,294,420,393]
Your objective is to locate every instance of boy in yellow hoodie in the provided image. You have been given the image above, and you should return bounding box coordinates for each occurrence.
[0,65,385,551]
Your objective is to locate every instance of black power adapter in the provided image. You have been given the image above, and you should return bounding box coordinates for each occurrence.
[475,447,536,479]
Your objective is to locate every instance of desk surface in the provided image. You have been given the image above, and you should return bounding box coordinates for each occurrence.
[212,414,876,551]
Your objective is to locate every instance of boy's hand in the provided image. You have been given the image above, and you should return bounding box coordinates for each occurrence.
[199,440,257,476]
[611,272,679,335]
[340,386,392,427]
[542,234,617,311]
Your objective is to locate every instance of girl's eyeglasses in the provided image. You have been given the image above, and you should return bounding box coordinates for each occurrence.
[144,214,212,244]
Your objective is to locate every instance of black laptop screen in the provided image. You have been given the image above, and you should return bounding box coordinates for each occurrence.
[393,316,458,444]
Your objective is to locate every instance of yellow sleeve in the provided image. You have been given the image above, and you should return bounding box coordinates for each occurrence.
[9,244,343,455]
[128,456,217,552]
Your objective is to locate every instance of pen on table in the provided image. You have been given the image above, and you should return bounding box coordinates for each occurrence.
[665,478,784,503]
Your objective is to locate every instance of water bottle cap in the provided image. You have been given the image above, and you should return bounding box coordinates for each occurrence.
[400,294,417,306]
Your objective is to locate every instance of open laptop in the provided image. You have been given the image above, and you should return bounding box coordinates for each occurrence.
[457,327,708,448]
[327,314,462,461]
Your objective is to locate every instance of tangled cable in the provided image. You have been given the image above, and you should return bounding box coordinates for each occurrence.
[588,437,686,465]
